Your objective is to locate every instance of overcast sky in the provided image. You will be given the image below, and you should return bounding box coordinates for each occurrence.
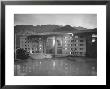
[14,14,97,29]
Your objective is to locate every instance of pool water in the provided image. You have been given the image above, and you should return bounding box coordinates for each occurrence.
[14,57,97,76]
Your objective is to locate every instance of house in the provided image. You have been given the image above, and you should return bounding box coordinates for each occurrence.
[15,25,97,57]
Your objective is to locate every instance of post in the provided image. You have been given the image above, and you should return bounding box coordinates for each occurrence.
[15,33,16,60]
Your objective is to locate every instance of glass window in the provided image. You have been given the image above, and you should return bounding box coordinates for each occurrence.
[80,52,82,54]
[67,44,70,46]
[75,35,78,38]
[71,48,74,51]
[76,40,78,42]
[57,49,62,54]
[75,44,78,46]
[80,40,84,42]
[57,40,62,46]
[80,44,84,46]
[80,48,83,50]
[71,40,73,42]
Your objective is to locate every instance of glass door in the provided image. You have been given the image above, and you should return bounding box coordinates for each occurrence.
[55,37,62,55]
[46,36,55,55]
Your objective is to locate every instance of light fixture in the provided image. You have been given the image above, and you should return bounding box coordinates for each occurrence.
[65,48,67,50]
[67,33,73,36]
[92,34,97,37]
[53,37,55,46]
[70,52,71,54]
[92,38,96,42]
[75,35,78,38]
[65,37,68,39]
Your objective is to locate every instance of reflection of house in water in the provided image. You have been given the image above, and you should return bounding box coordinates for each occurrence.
[15,25,97,57]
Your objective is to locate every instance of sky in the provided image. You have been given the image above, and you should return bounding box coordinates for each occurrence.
[14,14,97,29]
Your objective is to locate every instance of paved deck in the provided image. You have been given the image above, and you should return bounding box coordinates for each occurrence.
[14,57,97,76]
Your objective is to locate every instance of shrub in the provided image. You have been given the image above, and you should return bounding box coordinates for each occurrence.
[16,48,29,60]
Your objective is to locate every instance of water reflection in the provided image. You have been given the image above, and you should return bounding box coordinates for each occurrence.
[14,58,97,76]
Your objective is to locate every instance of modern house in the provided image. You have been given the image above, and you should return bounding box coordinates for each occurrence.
[14,25,97,57]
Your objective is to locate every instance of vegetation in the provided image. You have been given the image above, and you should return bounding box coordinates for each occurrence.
[16,48,29,60]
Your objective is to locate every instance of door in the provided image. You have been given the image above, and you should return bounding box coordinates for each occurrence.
[46,36,55,54]
[55,37,62,55]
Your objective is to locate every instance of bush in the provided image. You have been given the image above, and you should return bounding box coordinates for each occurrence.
[16,48,29,60]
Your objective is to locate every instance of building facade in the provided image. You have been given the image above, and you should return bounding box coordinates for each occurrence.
[15,25,97,57]
[19,33,86,57]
